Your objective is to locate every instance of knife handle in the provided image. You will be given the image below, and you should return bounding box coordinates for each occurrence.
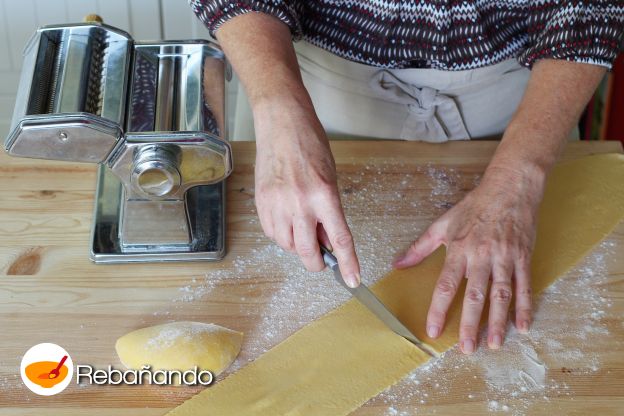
[320,245,356,291]
[320,245,338,269]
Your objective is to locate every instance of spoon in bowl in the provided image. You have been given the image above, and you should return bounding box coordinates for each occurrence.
[38,355,68,379]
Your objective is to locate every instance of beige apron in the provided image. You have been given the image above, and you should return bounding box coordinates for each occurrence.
[231,41,532,142]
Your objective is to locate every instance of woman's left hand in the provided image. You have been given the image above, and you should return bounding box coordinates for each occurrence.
[393,165,546,354]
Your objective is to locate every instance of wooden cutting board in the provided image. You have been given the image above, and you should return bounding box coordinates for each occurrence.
[0,141,623,415]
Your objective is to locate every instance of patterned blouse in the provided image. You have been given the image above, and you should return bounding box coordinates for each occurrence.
[189,0,623,71]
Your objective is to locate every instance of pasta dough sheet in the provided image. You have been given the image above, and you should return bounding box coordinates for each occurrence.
[166,153,624,416]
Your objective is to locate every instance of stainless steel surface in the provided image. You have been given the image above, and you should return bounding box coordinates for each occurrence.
[90,165,226,262]
[106,41,230,255]
[108,132,232,199]
[155,46,178,131]
[120,199,191,248]
[6,114,121,163]
[321,246,438,357]
[97,40,230,260]
[5,22,232,263]
[5,23,132,161]
[49,29,90,113]
[131,144,182,198]
[109,132,230,253]
[126,42,226,135]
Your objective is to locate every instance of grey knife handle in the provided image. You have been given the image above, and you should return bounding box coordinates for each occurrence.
[320,245,353,291]
[320,245,337,268]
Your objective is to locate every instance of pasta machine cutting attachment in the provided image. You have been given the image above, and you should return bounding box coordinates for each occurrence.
[5,23,233,263]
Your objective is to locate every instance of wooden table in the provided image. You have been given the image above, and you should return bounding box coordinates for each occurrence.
[1,141,623,415]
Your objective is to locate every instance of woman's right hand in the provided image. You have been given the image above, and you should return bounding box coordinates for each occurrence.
[252,96,361,288]
[213,11,360,286]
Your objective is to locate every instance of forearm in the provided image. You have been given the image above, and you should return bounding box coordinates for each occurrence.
[215,13,314,122]
[486,59,606,188]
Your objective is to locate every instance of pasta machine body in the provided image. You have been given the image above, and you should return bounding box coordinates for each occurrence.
[5,23,233,263]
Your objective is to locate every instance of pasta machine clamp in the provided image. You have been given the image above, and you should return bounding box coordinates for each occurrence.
[5,22,233,263]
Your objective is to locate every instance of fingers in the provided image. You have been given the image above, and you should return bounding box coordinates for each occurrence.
[271,208,294,253]
[514,257,533,334]
[320,199,360,288]
[432,249,528,354]
[393,220,447,269]
[426,252,465,340]
[256,203,275,240]
[317,223,332,251]
[459,259,491,354]
[293,215,325,272]
[487,260,513,349]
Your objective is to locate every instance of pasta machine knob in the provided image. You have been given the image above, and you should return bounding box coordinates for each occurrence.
[131,144,182,199]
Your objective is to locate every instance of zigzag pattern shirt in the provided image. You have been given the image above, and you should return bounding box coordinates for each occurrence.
[189,0,624,70]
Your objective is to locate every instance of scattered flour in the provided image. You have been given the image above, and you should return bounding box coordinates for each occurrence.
[145,323,221,351]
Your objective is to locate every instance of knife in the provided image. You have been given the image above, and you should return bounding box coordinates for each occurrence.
[321,245,437,358]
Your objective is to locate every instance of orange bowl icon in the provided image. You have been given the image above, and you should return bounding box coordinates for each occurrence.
[24,361,69,388]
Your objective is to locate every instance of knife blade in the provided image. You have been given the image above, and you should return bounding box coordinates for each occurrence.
[321,246,437,358]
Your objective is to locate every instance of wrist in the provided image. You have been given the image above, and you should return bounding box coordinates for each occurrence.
[251,89,313,121]
[492,119,564,177]
[484,158,547,187]
[481,163,547,208]
[252,91,325,150]
[483,123,561,195]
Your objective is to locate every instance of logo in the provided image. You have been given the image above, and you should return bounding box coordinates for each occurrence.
[20,343,73,396]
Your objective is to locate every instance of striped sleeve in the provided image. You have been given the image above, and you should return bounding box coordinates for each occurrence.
[518,0,624,69]
[188,0,303,39]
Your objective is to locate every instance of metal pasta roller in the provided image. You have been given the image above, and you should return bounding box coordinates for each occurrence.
[5,22,233,263]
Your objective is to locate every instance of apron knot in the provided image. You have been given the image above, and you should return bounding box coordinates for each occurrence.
[370,70,470,142]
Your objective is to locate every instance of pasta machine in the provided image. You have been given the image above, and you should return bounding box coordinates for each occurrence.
[5,22,233,263]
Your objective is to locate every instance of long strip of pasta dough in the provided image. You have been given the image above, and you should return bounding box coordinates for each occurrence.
[167,154,624,416]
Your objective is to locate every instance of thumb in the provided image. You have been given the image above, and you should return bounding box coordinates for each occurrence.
[393,221,446,269]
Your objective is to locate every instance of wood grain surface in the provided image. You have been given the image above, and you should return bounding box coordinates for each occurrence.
[1,141,623,415]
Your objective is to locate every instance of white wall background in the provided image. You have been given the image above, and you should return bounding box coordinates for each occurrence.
[0,0,244,140]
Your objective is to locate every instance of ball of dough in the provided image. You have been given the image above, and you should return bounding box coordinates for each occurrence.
[115,321,243,375]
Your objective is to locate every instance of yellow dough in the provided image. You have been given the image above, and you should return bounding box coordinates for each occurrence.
[167,154,624,415]
[115,321,243,375]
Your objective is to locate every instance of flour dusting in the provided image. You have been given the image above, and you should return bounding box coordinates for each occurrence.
[146,323,222,351]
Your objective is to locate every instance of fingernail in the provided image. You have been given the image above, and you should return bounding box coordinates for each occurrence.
[346,273,361,288]
[393,254,406,266]
[519,320,530,334]
[461,339,474,354]
[427,325,440,338]
[490,334,502,349]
